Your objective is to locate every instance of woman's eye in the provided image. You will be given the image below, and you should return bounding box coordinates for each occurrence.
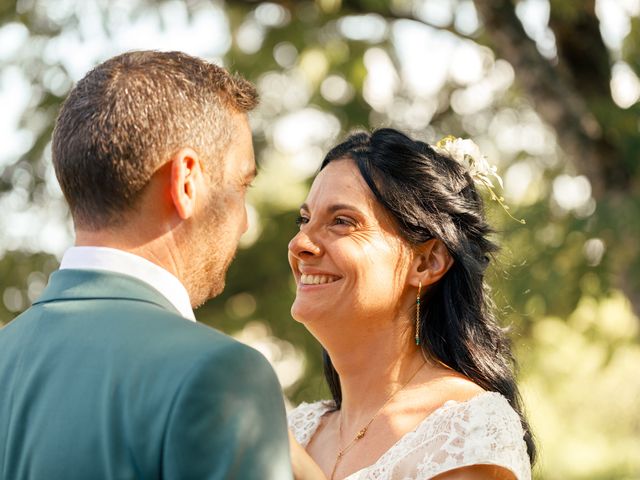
[334,217,355,227]
[295,215,309,227]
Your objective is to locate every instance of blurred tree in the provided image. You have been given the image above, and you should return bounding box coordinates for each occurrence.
[474,0,640,319]
[1,0,639,477]
[222,0,640,315]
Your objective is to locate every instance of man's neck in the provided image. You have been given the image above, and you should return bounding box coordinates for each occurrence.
[74,228,185,287]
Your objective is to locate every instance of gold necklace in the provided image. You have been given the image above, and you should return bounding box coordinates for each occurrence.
[330,360,426,480]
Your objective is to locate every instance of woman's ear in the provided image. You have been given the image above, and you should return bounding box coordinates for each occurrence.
[409,239,454,288]
[169,147,202,220]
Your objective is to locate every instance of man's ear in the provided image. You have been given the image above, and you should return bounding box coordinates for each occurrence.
[408,238,454,288]
[170,148,202,220]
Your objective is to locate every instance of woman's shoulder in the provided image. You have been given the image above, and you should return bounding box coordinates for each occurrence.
[412,391,531,480]
[422,371,523,435]
[438,390,524,432]
[420,386,527,452]
[287,400,335,447]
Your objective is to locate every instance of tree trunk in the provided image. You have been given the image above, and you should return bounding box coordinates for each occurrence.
[472,0,632,199]
[473,0,640,320]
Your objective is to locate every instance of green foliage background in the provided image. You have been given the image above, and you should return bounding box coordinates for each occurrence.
[1,1,639,478]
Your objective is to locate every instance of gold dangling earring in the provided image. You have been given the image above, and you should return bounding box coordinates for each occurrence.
[415,280,421,346]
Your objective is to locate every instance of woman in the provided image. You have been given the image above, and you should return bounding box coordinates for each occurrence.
[287,129,535,480]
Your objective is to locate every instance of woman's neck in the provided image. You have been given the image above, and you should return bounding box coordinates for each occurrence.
[322,318,427,427]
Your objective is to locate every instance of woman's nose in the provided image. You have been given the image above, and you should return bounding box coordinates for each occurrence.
[288,230,322,259]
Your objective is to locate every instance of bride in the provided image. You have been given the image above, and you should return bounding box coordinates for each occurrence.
[286,129,535,480]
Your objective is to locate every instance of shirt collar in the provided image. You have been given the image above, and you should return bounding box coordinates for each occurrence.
[59,246,196,322]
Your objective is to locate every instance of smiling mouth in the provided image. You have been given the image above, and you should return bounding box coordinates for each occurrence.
[300,274,340,285]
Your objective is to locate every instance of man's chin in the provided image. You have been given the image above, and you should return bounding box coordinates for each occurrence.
[209,279,226,300]
[190,250,235,307]
[187,275,224,310]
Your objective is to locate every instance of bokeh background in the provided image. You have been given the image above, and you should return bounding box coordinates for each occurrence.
[1,0,639,478]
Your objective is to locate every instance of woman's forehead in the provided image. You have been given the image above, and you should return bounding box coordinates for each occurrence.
[307,159,372,205]
[304,158,402,235]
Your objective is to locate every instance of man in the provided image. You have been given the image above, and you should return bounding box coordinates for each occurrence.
[0,51,293,479]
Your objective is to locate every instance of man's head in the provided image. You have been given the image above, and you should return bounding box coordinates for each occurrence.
[52,50,258,305]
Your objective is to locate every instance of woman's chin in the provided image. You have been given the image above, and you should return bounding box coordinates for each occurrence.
[290,301,325,326]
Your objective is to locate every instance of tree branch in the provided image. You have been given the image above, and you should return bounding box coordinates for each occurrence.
[226,0,632,197]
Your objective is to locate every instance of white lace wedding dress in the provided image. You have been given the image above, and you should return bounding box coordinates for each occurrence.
[288,391,531,480]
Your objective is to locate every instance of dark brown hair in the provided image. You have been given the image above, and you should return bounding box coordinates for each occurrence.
[321,128,536,465]
[52,50,258,229]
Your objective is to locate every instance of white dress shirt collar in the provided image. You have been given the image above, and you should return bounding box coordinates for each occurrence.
[59,246,196,322]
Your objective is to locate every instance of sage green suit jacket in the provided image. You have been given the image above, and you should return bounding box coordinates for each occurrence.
[0,269,293,480]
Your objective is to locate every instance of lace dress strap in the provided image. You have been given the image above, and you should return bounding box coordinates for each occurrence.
[412,392,531,480]
[288,400,335,448]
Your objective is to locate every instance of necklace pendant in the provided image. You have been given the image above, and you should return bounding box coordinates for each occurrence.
[356,427,367,439]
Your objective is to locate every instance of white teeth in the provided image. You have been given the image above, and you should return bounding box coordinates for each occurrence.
[300,274,338,285]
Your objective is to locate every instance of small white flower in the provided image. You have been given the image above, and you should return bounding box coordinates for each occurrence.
[434,136,524,224]
[434,137,503,189]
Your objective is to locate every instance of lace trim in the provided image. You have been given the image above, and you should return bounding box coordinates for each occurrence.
[288,392,531,480]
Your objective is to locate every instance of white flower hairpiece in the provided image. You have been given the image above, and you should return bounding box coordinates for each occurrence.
[434,136,525,224]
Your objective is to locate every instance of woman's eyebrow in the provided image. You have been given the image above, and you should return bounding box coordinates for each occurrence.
[299,203,364,215]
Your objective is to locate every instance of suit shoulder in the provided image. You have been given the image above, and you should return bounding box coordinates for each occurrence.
[156,316,254,358]
[149,316,276,379]
[187,327,276,380]
[94,299,237,354]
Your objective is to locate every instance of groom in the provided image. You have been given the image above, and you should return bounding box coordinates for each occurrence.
[0,51,292,479]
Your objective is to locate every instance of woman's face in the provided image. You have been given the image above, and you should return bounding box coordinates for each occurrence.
[288,158,413,331]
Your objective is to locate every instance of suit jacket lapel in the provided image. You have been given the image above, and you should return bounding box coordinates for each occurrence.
[34,269,181,316]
